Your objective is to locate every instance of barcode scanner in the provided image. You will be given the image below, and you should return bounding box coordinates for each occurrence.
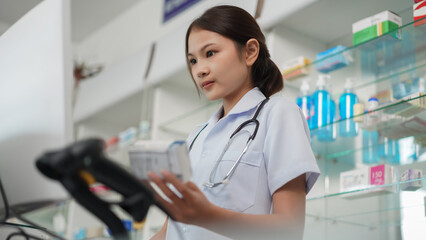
[36,138,172,240]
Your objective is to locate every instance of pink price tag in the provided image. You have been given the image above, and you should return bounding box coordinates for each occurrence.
[370,165,385,186]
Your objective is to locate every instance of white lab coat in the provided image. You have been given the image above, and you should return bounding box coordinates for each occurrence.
[166,87,320,240]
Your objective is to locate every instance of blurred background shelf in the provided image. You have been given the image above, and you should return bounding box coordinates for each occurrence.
[306,178,426,238]
[283,17,426,95]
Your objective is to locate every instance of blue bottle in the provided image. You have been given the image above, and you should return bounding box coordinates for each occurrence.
[379,137,400,164]
[339,78,359,137]
[362,98,381,164]
[312,75,336,142]
[296,81,313,129]
[362,130,380,164]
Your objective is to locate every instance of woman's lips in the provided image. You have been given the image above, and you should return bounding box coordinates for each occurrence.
[201,80,215,89]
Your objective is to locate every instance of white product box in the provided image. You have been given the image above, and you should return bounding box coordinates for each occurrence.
[340,164,396,199]
[352,10,402,45]
[371,10,402,26]
[128,140,192,182]
[340,168,370,193]
[401,169,423,191]
[281,56,310,81]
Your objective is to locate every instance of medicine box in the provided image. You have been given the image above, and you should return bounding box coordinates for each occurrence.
[414,0,426,27]
[400,169,423,191]
[340,168,369,193]
[370,164,394,186]
[315,45,351,73]
[340,164,396,199]
[352,10,402,46]
[281,56,310,81]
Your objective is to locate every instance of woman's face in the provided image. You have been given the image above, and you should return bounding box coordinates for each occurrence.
[187,28,253,102]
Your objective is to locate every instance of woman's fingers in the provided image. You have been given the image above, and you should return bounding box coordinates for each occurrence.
[160,170,192,199]
[148,171,185,207]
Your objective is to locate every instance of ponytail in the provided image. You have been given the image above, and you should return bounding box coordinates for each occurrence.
[252,42,283,97]
[185,5,284,97]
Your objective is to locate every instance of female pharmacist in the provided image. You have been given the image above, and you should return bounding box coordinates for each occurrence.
[148,5,320,240]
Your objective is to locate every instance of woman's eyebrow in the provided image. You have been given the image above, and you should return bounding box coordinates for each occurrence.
[188,43,216,57]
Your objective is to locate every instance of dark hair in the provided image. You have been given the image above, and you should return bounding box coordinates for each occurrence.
[185,5,283,98]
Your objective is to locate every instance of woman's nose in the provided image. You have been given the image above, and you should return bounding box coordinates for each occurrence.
[196,64,210,79]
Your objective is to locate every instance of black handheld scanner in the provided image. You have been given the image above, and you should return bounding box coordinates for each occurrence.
[36,138,170,240]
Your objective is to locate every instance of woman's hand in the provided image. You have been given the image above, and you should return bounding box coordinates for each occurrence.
[148,170,217,226]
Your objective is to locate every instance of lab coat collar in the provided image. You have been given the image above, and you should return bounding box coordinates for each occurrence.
[227,87,266,116]
[205,87,266,125]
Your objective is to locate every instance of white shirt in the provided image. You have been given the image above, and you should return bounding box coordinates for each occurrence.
[166,87,320,240]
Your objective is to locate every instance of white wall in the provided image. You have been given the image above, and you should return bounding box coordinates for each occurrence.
[74,0,257,69]
[0,21,10,36]
[0,0,72,204]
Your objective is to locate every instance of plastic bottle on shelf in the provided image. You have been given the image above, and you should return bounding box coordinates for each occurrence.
[379,136,400,164]
[296,80,313,129]
[362,98,380,164]
[364,97,380,127]
[311,74,336,142]
[339,78,359,137]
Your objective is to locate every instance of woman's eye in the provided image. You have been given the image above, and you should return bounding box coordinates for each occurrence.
[206,51,215,57]
[189,59,197,65]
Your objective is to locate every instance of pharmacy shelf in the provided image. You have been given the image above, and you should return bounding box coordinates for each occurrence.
[310,94,426,160]
[158,100,221,137]
[18,200,70,234]
[306,177,426,232]
[283,17,426,96]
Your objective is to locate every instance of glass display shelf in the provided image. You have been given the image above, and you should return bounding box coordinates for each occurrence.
[283,17,426,96]
[306,177,426,234]
[159,100,221,137]
[310,94,426,161]
[3,199,145,240]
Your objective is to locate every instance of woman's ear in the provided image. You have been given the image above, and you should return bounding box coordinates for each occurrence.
[245,38,260,67]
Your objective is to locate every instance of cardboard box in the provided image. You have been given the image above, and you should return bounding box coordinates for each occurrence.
[352,10,402,46]
[315,45,351,73]
[281,56,310,81]
[340,164,396,199]
[414,1,426,27]
[370,164,394,186]
[401,169,423,191]
[340,168,370,193]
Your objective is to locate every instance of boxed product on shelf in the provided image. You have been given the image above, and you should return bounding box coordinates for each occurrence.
[383,92,426,118]
[414,0,426,27]
[379,116,426,139]
[370,164,395,186]
[281,56,311,80]
[315,45,351,73]
[352,10,402,46]
[340,168,370,193]
[340,164,396,199]
[362,91,426,132]
[400,169,423,191]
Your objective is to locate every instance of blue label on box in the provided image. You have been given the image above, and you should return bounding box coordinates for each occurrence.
[316,45,350,73]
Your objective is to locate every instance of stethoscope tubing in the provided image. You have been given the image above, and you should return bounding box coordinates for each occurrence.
[190,98,269,188]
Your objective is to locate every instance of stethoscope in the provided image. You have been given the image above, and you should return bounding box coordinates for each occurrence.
[188,98,269,188]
